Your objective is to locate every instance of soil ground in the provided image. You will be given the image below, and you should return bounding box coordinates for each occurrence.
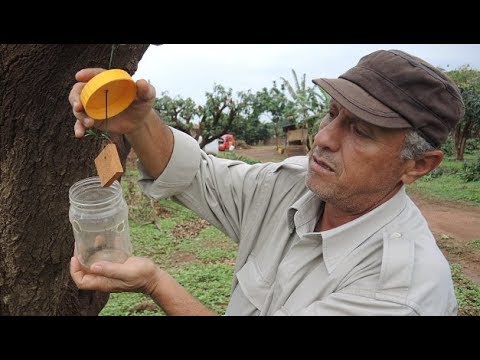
[235,145,480,284]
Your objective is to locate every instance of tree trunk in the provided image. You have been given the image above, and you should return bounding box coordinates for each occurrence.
[455,118,473,161]
[456,136,466,161]
[453,124,461,160]
[0,44,149,315]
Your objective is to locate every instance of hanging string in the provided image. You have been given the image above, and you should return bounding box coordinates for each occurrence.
[103,89,111,142]
[108,45,117,69]
[102,44,116,143]
[86,44,115,142]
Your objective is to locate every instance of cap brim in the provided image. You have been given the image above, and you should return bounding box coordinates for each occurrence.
[312,78,411,129]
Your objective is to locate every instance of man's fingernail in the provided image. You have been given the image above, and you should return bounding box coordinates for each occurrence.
[91,264,102,272]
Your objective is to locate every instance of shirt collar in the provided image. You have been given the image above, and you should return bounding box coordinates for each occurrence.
[287,190,320,233]
[287,186,408,274]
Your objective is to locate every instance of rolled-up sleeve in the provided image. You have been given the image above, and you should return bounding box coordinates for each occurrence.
[136,125,308,249]
[137,127,202,199]
[136,126,287,245]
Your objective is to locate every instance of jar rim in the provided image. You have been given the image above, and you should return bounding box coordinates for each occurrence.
[69,176,123,208]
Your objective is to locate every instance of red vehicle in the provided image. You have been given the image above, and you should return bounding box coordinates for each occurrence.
[218,134,236,151]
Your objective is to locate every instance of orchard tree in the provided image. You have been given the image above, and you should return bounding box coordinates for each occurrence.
[447,65,480,160]
[197,85,257,149]
[256,82,296,148]
[154,93,198,137]
[157,84,256,149]
[161,85,276,146]
[0,44,149,315]
[230,92,272,145]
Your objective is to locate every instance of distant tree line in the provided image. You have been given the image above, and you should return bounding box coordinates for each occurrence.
[155,66,480,163]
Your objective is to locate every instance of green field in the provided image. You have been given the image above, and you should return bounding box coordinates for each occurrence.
[407,154,480,205]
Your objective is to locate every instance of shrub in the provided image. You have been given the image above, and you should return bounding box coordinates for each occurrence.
[442,138,454,157]
[465,138,480,154]
[461,156,480,182]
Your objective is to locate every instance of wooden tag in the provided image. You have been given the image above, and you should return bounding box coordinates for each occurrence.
[95,143,124,187]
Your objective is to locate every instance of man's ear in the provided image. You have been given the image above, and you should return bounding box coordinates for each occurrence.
[401,150,444,184]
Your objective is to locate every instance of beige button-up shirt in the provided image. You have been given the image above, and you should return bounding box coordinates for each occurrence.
[138,128,458,316]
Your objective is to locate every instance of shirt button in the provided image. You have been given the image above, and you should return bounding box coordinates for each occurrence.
[391,232,402,238]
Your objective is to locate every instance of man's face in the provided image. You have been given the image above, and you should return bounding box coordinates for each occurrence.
[306,99,410,213]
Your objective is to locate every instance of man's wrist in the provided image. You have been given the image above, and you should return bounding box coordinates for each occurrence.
[126,109,158,139]
[143,266,166,297]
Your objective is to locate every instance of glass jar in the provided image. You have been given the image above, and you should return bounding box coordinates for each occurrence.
[69,176,132,268]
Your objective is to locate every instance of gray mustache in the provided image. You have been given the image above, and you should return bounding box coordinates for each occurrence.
[311,148,338,170]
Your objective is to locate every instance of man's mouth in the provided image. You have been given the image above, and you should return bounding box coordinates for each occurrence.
[311,156,335,173]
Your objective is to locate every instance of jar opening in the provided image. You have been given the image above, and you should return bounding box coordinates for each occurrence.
[69,176,123,210]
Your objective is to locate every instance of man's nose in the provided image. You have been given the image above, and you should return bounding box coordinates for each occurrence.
[313,115,344,152]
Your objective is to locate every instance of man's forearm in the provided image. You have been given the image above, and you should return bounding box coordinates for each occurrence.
[148,268,218,316]
[126,110,214,315]
[126,109,174,179]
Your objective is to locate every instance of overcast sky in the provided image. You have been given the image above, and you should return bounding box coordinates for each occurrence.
[133,44,480,105]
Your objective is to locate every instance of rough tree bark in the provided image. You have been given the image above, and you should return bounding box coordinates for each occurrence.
[0,44,149,315]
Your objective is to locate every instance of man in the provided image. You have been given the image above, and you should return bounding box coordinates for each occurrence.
[69,49,464,315]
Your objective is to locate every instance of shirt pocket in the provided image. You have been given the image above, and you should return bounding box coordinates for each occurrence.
[236,255,272,312]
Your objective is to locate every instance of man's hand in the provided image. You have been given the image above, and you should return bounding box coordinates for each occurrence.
[68,68,157,138]
[70,255,160,295]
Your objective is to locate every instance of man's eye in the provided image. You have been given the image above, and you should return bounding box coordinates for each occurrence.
[352,124,369,138]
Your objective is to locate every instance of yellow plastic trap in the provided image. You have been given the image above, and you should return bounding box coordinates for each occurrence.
[80,69,136,120]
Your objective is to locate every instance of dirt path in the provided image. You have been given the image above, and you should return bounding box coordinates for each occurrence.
[236,146,480,284]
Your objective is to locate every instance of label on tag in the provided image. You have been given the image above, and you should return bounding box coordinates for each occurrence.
[95,143,124,187]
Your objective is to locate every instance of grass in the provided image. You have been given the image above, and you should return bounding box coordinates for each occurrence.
[100,293,161,316]
[451,264,480,316]
[101,150,480,316]
[100,193,238,316]
[171,264,234,314]
[217,150,261,164]
[468,239,480,251]
[407,154,480,205]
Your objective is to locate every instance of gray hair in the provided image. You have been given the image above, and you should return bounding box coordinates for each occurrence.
[400,130,436,160]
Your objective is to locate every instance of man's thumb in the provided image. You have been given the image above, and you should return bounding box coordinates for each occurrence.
[90,261,119,277]
[136,79,156,102]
